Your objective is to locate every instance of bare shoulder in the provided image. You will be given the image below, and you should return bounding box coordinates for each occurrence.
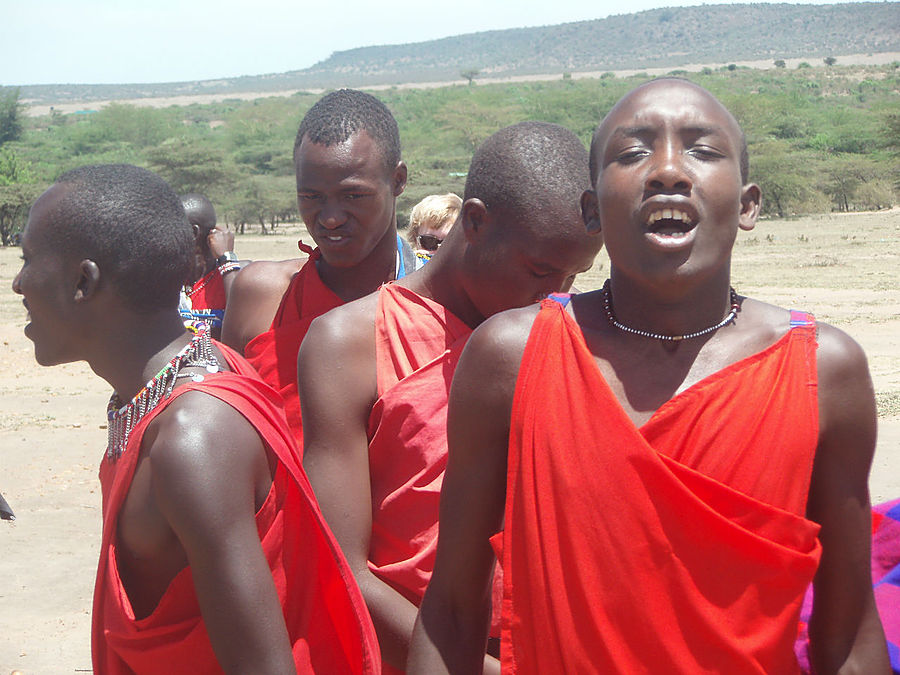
[815,321,870,384]
[300,290,380,380]
[453,303,543,402]
[230,258,304,300]
[143,389,266,517]
[305,289,380,350]
[221,258,305,352]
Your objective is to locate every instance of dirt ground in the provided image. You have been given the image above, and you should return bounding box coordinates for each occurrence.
[1,210,898,673]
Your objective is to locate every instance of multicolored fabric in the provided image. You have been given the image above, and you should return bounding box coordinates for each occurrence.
[92,342,380,674]
[180,268,227,332]
[493,298,822,673]
[796,498,900,673]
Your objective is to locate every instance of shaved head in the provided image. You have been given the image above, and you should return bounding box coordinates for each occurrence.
[181,193,216,234]
[590,78,749,184]
[464,121,591,234]
[44,164,193,313]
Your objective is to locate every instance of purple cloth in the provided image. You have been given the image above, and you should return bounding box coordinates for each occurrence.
[795,498,900,673]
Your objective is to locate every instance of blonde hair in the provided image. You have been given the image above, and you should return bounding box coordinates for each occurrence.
[407,193,463,246]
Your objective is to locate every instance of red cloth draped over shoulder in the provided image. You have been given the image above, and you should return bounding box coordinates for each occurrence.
[243,249,343,452]
[92,343,380,674]
[367,285,504,673]
[493,298,822,674]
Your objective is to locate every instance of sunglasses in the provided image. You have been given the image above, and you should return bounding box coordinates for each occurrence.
[417,234,443,251]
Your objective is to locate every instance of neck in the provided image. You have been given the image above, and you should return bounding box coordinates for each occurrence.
[316,224,398,302]
[402,233,486,329]
[606,270,735,339]
[89,309,193,402]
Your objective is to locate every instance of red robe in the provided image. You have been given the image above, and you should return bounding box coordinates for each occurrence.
[493,298,822,674]
[366,285,502,673]
[92,342,380,674]
[244,250,342,450]
[180,268,227,333]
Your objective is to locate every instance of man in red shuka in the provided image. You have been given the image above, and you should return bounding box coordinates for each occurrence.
[14,164,380,674]
[409,79,889,674]
[221,90,417,451]
[299,122,602,674]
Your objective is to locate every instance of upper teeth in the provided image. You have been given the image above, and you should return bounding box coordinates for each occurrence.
[647,209,692,226]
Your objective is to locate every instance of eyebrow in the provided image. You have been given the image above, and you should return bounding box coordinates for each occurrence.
[613,125,723,138]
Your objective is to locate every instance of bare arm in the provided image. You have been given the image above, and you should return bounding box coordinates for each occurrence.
[807,323,889,674]
[148,391,295,674]
[206,228,248,300]
[299,301,426,670]
[408,308,534,675]
[220,259,299,353]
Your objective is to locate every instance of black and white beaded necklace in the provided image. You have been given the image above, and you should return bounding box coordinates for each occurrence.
[601,280,740,343]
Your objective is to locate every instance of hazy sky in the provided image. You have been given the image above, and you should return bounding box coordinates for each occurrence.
[3,0,878,86]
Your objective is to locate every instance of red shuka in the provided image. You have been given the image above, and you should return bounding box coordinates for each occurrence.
[366,285,503,673]
[493,298,822,674]
[92,342,380,674]
[243,250,342,450]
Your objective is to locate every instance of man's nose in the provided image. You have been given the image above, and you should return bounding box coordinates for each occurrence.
[645,144,692,193]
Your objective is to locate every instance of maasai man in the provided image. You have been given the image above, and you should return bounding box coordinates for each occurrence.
[299,122,602,673]
[409,79,889,674]
[178,193,244,339]
[13,164,380,674]
[221,89,417,449]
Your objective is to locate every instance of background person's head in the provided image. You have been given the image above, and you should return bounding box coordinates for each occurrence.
[292,90,407,268]
[456,121,603,319]
[407,193,462,256]
[181,193,219,280]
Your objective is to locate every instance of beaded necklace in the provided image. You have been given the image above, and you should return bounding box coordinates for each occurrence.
[602,279,740,343]
[105,322,219,460]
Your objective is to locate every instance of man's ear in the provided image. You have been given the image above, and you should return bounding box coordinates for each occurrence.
[392,161,408,197]
[739,183,761,232]
[74,259,100,302]
[460,198,489,244]
[581,189,601,235]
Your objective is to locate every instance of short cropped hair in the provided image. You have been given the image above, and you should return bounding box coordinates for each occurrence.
[589,77,749,184]
[407,193,462,246]
[294,89,401,173]
[51,164,193,313]
[464,121,590,223]
[181,193,217,234]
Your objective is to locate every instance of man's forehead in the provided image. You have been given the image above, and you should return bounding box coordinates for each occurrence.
[296,130,388,181]
[600,81,739,144]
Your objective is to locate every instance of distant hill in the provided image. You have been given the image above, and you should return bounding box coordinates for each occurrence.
[16,2,900,105]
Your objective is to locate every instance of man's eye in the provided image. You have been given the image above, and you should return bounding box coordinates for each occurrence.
[689,147,723,160]
[617,149,647,163]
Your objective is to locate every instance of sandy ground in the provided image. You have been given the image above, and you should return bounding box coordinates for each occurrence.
[1,211,898,673]
[22,52,900,117]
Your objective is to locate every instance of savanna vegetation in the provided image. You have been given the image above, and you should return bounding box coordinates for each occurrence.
[1,63,898,244]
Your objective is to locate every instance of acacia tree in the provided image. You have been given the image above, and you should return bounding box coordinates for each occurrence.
[460,69,480,86]
[0,88,24,146]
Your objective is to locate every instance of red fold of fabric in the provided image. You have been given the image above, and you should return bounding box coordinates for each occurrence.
[243,251,343,453]
[366,285,502,673]
[494,299,822,674]
[92,343,380,674]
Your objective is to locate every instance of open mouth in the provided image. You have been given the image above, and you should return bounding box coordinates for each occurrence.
[646,208,695,237]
